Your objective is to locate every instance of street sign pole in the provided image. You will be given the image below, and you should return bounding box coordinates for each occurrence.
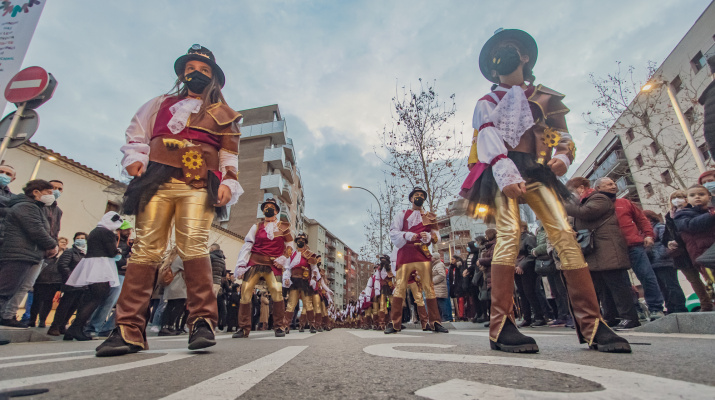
[0,102,27,163]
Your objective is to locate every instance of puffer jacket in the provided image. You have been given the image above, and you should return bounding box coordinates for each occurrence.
[35,255,63,284]
[432,260,448,298]
[57,246,86,291]
[648,222,674,269]
[210,249,226,285]
[532,226,548,257]
[0,194,57,264]
[663,212,693,269]
[674,204,715,265]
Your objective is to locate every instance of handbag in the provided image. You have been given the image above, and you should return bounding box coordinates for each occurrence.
[576,212,614,256]
[534,256,556,276]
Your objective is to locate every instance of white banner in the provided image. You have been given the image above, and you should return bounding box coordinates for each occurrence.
[0,0,45,112]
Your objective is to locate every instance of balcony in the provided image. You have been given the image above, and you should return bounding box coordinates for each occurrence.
[590,149,628,182]
[281,182,293,203]
[616,175,636,197]
[241,120,286,139]
[263,146,295,183]
[260,173,284,197]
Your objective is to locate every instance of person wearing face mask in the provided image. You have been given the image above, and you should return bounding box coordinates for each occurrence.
[313,266,334,331]
[0,180,58,330]
[0,165,16,200]
[460,29,630,354]
[97,45,243,358]
[664,190,713,311]
[233,198,292,338]
[282,232,319,333]
[46,232,87,336]
[369,255,393,330]
[385,186,447,334]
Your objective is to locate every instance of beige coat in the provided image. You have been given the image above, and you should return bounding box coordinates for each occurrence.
[432,261,448,298]
[259,294,270,324]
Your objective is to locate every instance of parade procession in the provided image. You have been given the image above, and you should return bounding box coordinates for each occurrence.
[1,1,715,399]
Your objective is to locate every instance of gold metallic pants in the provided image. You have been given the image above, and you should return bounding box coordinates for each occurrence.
[239,269,283,305]
[131,179,214,264]
[408,282,425,306]
[393,262,436,299]
[313,294,326,315]
[286,288,313,312]
[371,294,388,314]
[492,182,586,270]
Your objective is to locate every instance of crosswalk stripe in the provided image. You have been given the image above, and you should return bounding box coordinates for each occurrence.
[0,355,96,370]
[159,346,308,400]
[0,350,93,362]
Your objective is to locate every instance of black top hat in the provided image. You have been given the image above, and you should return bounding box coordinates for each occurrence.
[174,44,226,88]
[408,187,428,201]
[479,28,538,83]
[260,198,280,213]
[379,254,390,262]
[296,232,308,241]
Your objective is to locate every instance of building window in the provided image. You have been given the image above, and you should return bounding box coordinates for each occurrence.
[670,75,683,95]
[644,183,654,198]
[691,51,706,73]
[625,128,634,142]
[661,170,673,185]
[684,106,695,128]
[649,141,660,156]
[635,154,644,168]
[699,143,711,162]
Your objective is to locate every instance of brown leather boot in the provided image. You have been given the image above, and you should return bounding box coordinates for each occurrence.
[272,300,286,337]
[426,298,448,333]
[183,257,219,333]
[377,311,386,330]
[417,304,430,330]
[489,264,538,353]
[113,262,159,350]
[562,268,631,353]
[233,303,252,338]
[301,311,309,332]
[284,311,294,334]
[386,297,404,333]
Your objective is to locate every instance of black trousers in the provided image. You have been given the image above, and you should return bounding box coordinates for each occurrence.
[50,289,84,329]
[0,261,34,314]
[162,298,186,329]
[547,272,570,321]
[654,267,688,313]
[217,294,227,328]
[515,266,545,321]
[30,283,60,326]
[590,269,638,322]
[70,283,110,329]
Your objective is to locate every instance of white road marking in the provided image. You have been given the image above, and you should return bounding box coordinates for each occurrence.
[253,332,315,340]
[448,331,560,338]
[347,330,425,339]
[0,355,96,370]
[0,352,194,391]
[159,346,308,400]
[154,332,274,342]
[620,331,715,340]
[364,343,715,400]
[0,350,93,362]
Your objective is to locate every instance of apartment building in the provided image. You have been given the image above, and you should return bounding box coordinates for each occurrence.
[434,199,489,261]
[303,217,351,307]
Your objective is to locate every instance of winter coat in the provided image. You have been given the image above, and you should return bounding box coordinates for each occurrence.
[57,246,86,291]
[164,257,187,300]
[663,212,694,270]
[43,202,62,241]
[0,194,57,264]
[116,237,131,276]
[564,191,630,271]
[35,254,63,284]
[698,79,715,156]
[448,261,464,298]
[478,239,496,268]
[210,249,226,285]
[532,226,548,257]
[432,260,448,298]
[614,198,654,247]
[0,185,11,220]
[517,231,536,269]
[647,222,674,269]
[674,205,715,266]
[259,295,270,323]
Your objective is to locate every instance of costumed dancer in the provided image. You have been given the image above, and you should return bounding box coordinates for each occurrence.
[370,255,394,330]
[460,28,630,353]
[312,266,333,332]
[97,45,243,357]
[385,187,448,334]
[64,212,124,341]
[233,198,292,338]
[283,232,319,333]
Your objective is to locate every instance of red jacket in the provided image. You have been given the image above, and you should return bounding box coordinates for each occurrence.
[614,198,654,247]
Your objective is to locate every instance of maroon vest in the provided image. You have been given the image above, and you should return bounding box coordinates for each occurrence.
[249,222,287,275]
[290,252,311,279]
[152,96,221,149]
[395,210,431,268]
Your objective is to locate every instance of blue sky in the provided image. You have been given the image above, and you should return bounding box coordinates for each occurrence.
[14,0,712,251]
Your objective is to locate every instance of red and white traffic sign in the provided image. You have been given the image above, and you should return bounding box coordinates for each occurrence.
[4,66,50,104]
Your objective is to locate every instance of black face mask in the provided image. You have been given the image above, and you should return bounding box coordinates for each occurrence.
[184,70,211,94]
[492,46,522,76]
[413,197,425,207]
[317,262,322,267]
[296,240,306,248]
[263,208,276,218]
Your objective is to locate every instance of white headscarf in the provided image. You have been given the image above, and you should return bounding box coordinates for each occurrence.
[98,211,124,231]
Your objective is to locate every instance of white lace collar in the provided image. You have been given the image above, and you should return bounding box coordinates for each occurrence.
[263,219,278,240]
[168,98,203,134]
[490,86,534,148]
[406,209,424,229]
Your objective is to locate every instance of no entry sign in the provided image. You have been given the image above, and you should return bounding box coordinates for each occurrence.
[4,66,50,104]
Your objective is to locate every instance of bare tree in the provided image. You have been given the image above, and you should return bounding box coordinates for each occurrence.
[359,176,401,259]
[375,79,465,214]
[584,61,706,208]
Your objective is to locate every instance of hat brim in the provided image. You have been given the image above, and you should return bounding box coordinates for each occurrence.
[479,29,538,83]
[260,201,281,213]
[409,189,427,200]
[174,54,226,88]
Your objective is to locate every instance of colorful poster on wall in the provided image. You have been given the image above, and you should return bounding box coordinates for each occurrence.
[0,1,45,113]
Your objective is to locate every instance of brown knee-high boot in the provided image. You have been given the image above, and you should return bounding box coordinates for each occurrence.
[284,311,294,333]
[272,300,286,334]
[182,257,219,332]
[561,268,631,353]
[235,303,252,337]
[417,304,429,330]
[386,297,404,332]
[114,262,160,349]
[425,298,448,332]
[489,264,538,353]
[377,311,386,330]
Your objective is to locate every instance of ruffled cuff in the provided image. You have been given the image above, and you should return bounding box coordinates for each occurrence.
[282,270,292,288]
[120,143,150,172]
[553,153,571,169]
[234,265,250,278]
[492,157,525,192]
[274,255,289,269]
[420,234,432,244]
[220,179,244,207]
[310,279,317,290]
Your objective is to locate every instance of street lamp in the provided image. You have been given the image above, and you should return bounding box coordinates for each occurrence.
[30,154,57,180]
[641,80,706,173]
[343,184,384,256]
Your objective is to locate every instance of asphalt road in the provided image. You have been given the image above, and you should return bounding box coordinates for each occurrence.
[1,324,714,399]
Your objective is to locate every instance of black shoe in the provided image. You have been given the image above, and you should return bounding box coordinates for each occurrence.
[0,339,9,345]
[530,319,547,327]
[285,327,290,334]
[590,322,631,353]
[475,315,488,323]
[274,328,286,337]
[422,323,433,332]
[95,328,142,357]
[432,322,449,333]
[384,322,400,334]
[309,325,316,334]
[490,319,539,353]
[299,326,305,333]
[158,328,176,336]
[232,329,249,338]
[483,322,490,328]
[0,318,28,328]
[64,325,94,341]
[605,319,619,327]
[614,319,640,331]
[46,326,61,336]
[188,319,216,350]
[517,320,532,328]
[317,327,323,332]
[38,322,46,328]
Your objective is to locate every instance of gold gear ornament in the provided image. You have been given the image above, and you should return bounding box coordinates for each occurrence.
[542,127,561,148]
[182,150,203,170]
